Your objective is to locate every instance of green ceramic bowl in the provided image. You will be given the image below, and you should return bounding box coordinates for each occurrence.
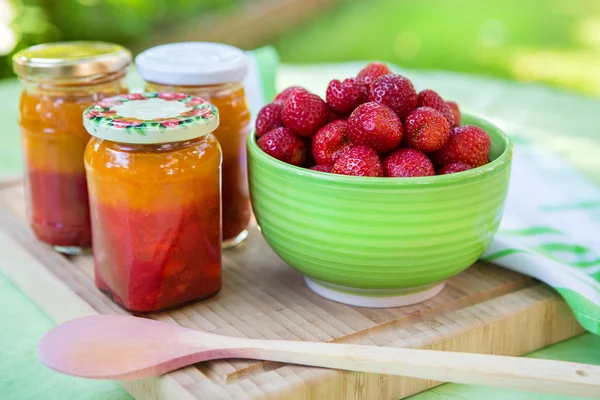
[247,113,513,307]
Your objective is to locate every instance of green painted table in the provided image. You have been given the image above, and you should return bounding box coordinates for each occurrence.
[1,65,600,400]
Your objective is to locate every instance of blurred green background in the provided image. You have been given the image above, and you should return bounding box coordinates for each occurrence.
[1,0,600,97]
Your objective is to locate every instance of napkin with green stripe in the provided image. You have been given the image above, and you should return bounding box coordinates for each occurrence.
[480,138,600,334]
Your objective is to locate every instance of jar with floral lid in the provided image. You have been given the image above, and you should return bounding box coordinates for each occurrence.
[83,92,222,312]
[135,42,251,248]
[12,41,131,254]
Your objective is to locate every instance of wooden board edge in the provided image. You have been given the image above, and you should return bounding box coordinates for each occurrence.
[0,227,224,400]
[121,375,225,400]
[0,176,22,189]
[0,229,97,323]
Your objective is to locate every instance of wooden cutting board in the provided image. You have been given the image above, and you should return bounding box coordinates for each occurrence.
[0,182,585,400]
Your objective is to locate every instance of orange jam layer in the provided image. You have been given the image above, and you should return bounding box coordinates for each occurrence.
[19,82,127,247]
[85,136,222,312]
[84,135,222,209]
[20,86,126,172]
[145,82,251,242]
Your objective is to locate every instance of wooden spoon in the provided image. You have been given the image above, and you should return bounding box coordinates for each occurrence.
[39,315,600,398]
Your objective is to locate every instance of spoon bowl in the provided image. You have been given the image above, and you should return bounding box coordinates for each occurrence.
[38,315,242,380]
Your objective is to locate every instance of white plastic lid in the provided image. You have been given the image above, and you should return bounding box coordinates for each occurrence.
[83,92,219,144]
[135,42,249,86]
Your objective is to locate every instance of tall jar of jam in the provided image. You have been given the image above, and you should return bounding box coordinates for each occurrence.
[12,42,131,254]
[83,92,222,312]
[135,42,251,248]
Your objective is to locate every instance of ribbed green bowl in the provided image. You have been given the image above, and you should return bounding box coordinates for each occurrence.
[247,113,513,307]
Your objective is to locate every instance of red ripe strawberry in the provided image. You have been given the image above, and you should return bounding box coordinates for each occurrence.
[357,62,392,88]
[257,127,306,166]
[312,120,353,165]
[282,89,330,137]
[274,86,306,105]
[326,78,367,115]
[438,162,472,175]
[347,102,403,153]
[446,101,461,127]
[368,74,418,119]
[403,107,451,153]
[332,145,383,177]
[310,164,333,173]
[383,148,435,177]
[431,125,491,168]
[417,90,455,127]
[255,103,283,137]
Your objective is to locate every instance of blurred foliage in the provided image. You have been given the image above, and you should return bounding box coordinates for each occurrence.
[2,0,600,97]
[273,0,600,97]
[0,0,240,78]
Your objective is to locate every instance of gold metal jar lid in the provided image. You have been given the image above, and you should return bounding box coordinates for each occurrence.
[12,41,132,83]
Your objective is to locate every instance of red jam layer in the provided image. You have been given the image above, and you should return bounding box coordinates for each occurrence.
[26,169,92,247]
[91,202,221,313]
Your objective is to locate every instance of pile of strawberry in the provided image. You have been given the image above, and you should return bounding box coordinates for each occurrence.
[254,62,491,177]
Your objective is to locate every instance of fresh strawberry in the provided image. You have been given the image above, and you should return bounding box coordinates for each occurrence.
[332,145,383,177]
[438,162,472,174]
[431,125,491,168]
[326,78,367,115]
[446,101,461,127]
[274,86,306,105]
[310,164,333,173]
[383,148,434,177]
[257,127,306,166]
[417,89,455,127]
[368,74,418,119]
[347,102,403,153]
[255,103,283,137]
[403,107,450,153]
[312,120,353,165]
[357,62,392,88]
[282,89,330,137]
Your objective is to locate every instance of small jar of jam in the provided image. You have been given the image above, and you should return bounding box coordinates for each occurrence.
[83,92,222,312]
[12,41,131,254]
[135,42,251,248]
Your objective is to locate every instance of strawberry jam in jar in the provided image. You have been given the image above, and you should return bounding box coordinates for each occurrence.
[136,42,251,248]
[83,92,222,312]
[12,42,131,254]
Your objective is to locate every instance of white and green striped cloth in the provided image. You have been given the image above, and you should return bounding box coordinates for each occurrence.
[246,48,600,336]
[482,139,600,334]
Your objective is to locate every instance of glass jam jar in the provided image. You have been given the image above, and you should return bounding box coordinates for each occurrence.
[135,42,251,248]
[12,41,131,254]
[83,92,222,313]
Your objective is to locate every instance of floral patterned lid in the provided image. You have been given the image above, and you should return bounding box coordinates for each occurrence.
[83,92,219,144]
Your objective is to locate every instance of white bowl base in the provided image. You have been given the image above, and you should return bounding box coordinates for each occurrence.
[304,278,446,308]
